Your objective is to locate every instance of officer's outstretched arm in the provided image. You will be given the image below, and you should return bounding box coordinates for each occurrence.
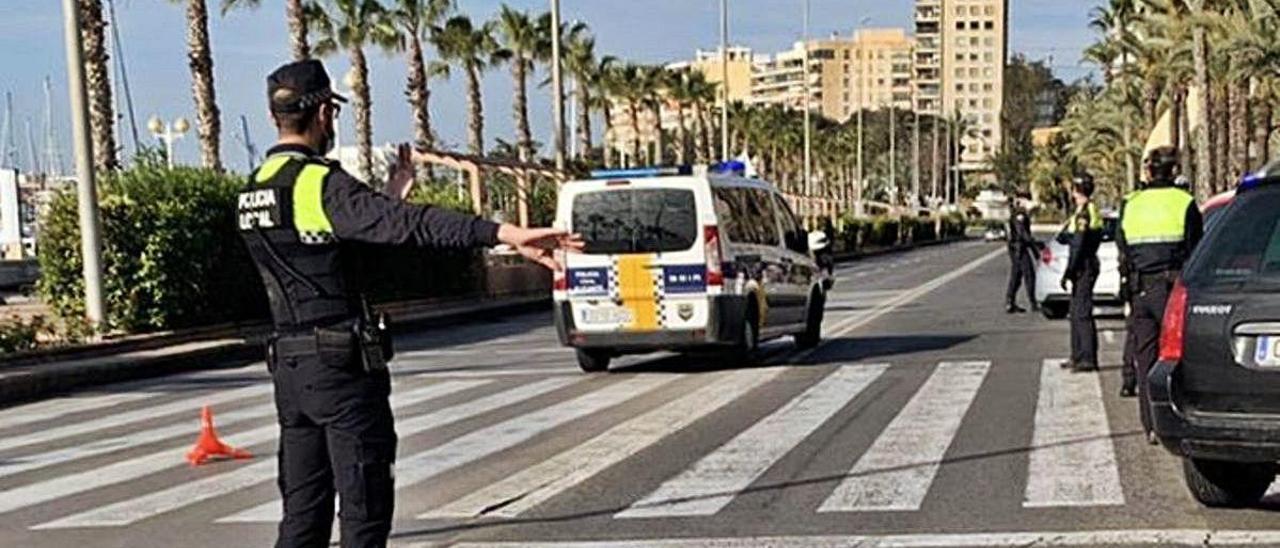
[323,170,501,249]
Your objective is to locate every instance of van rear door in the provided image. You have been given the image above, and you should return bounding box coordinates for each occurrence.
[563,180,711,334]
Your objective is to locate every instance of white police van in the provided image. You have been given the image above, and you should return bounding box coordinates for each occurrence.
[553,165,830,372]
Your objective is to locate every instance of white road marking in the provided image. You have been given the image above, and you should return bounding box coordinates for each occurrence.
[0,380,485,480]
[819,361,990,512]
[618,365,889,518]
[0,383,272,454]
[440,529,1280,547]
[20,378,571,525]
[424,368,784,519]
[399,368,577,378]
[1103,330,1117,345]
[1024,359,1124,507]
[0,391,157,432]
[218,375,668,524]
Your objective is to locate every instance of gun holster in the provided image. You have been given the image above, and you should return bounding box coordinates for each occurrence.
[354,313,394,372]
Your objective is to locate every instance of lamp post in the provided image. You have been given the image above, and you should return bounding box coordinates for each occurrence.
[550,0,566,171]
[147,115,189,169]
[61,0,106,328]
[720,0,729,162]
[802,0,811,199]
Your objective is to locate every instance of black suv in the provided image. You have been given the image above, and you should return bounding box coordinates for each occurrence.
[1149,169,1280,507]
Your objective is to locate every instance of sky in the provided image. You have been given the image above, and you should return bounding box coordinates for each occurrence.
[0,0,1098,174]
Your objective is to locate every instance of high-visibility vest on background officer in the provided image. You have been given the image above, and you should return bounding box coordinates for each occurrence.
[1118,145,1203,444]
[237,59,581,548]
[1062,174,1103,372]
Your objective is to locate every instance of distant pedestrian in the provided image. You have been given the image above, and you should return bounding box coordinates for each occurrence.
[1005,192,1038,313]
[1062,174,1102,372]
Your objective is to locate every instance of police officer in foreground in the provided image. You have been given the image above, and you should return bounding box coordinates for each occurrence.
[1005,192,1039,313]
[236,60,582,548]
[1061,175,1103,372]
[1118,146,1203,442]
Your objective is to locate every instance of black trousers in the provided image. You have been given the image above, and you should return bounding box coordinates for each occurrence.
[1006,247,1036,307]
[1122,312,1138,391]
[270,341,397,548]
[1069,257,1100,368]
[1131,274,1175,435]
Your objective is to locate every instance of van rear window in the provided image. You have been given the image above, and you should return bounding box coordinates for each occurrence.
[571,188,698,254]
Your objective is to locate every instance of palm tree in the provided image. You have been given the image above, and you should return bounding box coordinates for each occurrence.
[495,6,549,162]
[564,24,597,161]
[309,0,399,182]
[79,0,119,173]
[666,69,695,165]
[590,57,622,167]
[171,0,221,170]
[431,15,504,156]
[639,65,669,165]
[388,0,453,152]
[221,0,311,60]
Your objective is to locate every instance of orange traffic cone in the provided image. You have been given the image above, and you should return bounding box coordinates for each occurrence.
[186,405,253,466]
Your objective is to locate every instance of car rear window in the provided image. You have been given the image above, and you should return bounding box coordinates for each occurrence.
[571,188,698,254]
[1184,186,1280,289]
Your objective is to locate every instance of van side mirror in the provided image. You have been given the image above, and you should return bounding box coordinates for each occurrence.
[808,231,829,252]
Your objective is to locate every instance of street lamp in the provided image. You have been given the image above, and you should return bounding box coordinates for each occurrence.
[147,115,189,168]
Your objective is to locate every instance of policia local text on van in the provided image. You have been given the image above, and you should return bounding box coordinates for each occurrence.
[236,60,583,548]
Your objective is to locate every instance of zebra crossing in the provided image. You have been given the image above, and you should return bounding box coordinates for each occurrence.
[3,355,1140,534]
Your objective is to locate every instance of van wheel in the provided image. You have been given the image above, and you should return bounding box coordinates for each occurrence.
[1182,458,1275,508]
[795,291,825,350]
[728,302,760,366]
[576,349,612,373]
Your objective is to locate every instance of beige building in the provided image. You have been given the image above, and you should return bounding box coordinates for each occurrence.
[915,0,1008,172]
[750,29,915,122]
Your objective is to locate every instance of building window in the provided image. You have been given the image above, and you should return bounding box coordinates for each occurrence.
[970,6,980,15]
[969,67,979,77]
[970,37,980,46]
[970,53,979,61]
[984,67,993,77]
[956,37,966,47]
[955,83,964,92]
[956,21,965,30]
[969,21,980,30]
[984,37,994,46]
[954,68,964,77]
[984,21,994,30]
[955,53,964,61]
[985,6,995,15]
[984,83,993,92]
[984,52,993,62]
[969,99,978,108]
[983,129,993,137]
[969,83,979,92]
[955,99,963,111]
[955,6,964,15]
[983,98,993,108]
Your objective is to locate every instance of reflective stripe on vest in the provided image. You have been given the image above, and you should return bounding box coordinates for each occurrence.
[293,164,334,243]
[1067,201,1102,233]
[1122,187,1194,245]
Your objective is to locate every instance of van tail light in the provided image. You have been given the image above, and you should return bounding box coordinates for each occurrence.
[1040,246,1053,265]
[1159,279,1188,363]
[704,225,724,287]
[552,249,568,291]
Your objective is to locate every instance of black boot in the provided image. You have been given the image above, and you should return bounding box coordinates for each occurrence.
[1120,386,1136,398]
[1006,303,1026,314]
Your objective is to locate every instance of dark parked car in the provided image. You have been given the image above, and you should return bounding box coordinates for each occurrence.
[1148,169,1280,507]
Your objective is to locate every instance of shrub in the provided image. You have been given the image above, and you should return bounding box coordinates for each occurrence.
[0,316,46,353]
[38,158,265,333]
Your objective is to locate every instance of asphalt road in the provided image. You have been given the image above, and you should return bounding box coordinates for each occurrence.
[4,241,1280,547]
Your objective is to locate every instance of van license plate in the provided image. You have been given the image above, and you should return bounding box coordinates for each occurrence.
[1255,336,1280,368]
[582,307,633,325]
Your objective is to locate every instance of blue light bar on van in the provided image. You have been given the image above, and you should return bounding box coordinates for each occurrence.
[710,161,746,176]
[589,166,692,179]
[1239,170,1268,192]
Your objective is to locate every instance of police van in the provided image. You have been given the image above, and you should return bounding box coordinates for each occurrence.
[552,165,831,372]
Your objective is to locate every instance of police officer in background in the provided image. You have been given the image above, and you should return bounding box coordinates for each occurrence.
[237,60,582,548]
[1061,175,1103,372]
[1118,146,1203,442]
[1005,192,1039,313]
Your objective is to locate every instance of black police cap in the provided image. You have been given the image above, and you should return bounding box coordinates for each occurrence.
[267,59,348,114]
[1072,173,1095,197]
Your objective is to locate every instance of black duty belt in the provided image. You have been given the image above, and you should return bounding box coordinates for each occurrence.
[273,327,355,357]
[1137,270,1179,289]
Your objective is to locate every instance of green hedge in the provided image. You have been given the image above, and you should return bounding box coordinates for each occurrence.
[832,213,967,255]
[38,159,485,335]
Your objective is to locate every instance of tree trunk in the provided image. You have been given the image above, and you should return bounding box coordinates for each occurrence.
[512,58,532,162]
[1230,77,1251,179]
[1190,6,1212,201]
[406,34,433,150]
[1213,84,1228,192]
[651,103,664,165]
[1254,98,1273,166]
[627,101,640,165]
[575,78,591,160]
[692,105,706,163]
[602,102,614,168]
[699,106,713,163]
[185,0,221,170]
[286,0,309,60]
[1145,79,1161,131]
[79,0,118,173]
[931,118,940,200]
[350,46,373,182]
[466,64,484,156]
[675,104,688,165]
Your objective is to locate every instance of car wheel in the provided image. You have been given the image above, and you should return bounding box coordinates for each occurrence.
[728,301,760,366]
[576,349,611,373]
[1041,302,1068,320]
[1182,458,1275,508]
[795,290,825,350]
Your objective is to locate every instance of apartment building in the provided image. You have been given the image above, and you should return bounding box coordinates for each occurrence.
[915,0,1008,171]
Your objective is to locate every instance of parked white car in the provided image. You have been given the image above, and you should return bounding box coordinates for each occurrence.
[1033,215,1122,319]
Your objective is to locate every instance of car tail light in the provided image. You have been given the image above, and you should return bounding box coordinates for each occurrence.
[1040,246,1053,265]
[1159,279,1189,362]
[704,225,724,286]
[552,249,568,291]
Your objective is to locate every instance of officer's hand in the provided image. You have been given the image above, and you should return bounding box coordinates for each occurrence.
[1060,276,1070,291]
[498,225,585,271]
[385,143,415,200]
